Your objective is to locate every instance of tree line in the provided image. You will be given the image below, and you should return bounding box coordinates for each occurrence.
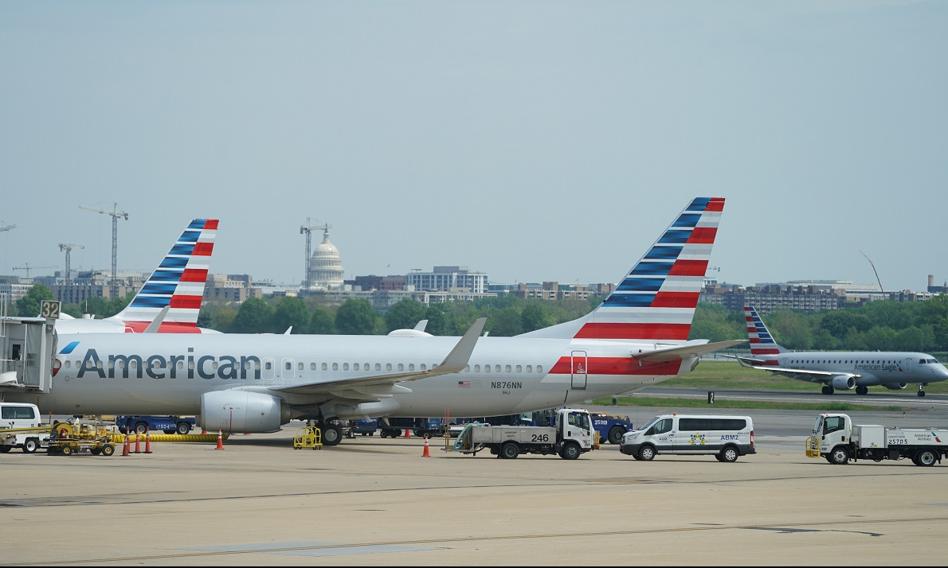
[200,294,602,336]
[12,283,948,351]
[692,298,948,353]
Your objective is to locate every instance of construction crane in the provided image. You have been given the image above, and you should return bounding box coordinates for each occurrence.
[79,202,128,297]
[58,243,85,283]
[299,217,326,291]
[12,263,56,279]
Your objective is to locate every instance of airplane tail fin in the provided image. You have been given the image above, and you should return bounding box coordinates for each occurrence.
[111,218,218,333]
[743,305,784,356]
[519,197,724,341]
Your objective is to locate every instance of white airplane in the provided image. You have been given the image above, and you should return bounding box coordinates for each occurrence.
[54,219,219,334]
[9,198,740,445]
[738,305,948,397]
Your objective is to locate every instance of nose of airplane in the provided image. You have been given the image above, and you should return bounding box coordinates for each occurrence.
[938,365,948,380]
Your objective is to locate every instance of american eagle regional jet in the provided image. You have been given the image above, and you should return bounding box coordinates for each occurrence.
[8,198,740,446]
[739,305,948,397]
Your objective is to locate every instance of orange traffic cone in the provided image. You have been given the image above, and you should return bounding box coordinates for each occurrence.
[134,433,142,454]
[422,436,430,458]
[404,428,412,439]
[215,429,224,450]
[122,434,130,457]
[144,432,152,454]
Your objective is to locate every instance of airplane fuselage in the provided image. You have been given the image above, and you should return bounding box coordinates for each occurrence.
[7,332,690,418]
[769,351,948,387]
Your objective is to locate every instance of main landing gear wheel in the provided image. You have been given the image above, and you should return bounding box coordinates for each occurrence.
[856,386,869,396]
[321,425,343,446]
[821,386,834,395]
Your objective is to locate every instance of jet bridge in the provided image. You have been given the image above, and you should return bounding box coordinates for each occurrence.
[0,316,55,394]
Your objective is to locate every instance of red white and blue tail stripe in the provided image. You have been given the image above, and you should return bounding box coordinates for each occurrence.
[111,219,218,333]
[519,197,723,341]
[744,305,784,360]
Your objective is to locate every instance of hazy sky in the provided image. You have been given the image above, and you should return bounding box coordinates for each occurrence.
[1,1,946,290]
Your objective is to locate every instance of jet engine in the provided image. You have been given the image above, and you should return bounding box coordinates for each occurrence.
[200,390,290,433]
[884,383,908,390]
[831,376,856,390]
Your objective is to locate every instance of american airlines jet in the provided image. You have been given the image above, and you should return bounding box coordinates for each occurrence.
[54,219,219,334]
[739,305,948,397]
[9,198,740,445]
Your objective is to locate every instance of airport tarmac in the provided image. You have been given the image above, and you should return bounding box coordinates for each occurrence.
[3,408,948,566]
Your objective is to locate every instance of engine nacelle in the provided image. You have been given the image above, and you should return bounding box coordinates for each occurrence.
[831,376,856,390]
[200,390,289,433]
[884,383,908,390]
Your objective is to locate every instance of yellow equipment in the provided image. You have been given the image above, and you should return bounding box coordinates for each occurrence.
[805,436,821,458]
[48,422,115,456]
[293,423,322,450]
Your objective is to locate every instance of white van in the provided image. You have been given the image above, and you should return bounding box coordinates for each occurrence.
[0,403,47,454]
[620,414,755,462]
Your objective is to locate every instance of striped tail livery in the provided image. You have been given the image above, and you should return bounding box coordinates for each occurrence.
[743,305,784,362]
[521,197,724,342]
[112,218,219,333]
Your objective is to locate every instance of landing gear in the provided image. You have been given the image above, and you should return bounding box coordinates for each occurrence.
[856,386,869,396]
[918,384,927,398]
[821,385,835,395]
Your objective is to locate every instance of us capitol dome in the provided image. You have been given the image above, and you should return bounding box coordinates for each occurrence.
[307,226,344,290]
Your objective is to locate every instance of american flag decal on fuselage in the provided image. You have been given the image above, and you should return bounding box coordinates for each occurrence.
[114,218,218,333]
[574,197,724,341]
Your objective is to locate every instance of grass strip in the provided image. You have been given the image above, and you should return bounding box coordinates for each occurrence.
[593,395,906,412]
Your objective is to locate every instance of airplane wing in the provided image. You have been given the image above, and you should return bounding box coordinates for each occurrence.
[271,318,486,397]
[745,365,860,385]
[634,340,746,363]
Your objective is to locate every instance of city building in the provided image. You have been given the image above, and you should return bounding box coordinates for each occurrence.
[406,266,488,294]
[507,281,614,302]
[204,274,263,303]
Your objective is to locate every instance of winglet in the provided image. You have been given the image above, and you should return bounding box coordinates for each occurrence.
[413,319,429,332]
[143,306,171,333]
[437,317,486,373]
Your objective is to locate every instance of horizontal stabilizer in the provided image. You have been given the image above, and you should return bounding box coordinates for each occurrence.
[635,339,746,363]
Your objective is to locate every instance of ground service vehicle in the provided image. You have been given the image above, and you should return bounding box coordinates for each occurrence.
[117,415,195,435]
[0,403,49,453]
[620,414,755,462]
[592,413,633,444]
[455,408,595,460]
[47,422,115,456]
[808,413,948,466]
[349,418,378,436]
